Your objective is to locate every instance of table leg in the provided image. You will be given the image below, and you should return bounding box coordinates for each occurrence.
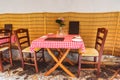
[45,48,75,77]
[57,48,74,65]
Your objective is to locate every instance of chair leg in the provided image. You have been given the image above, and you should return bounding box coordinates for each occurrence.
[97,60,101,77]
[78,54,82,77]
[38,48,45,62]
[42,52,45,62]
[0,53,3,72]
[33,52,38,73]
[94,56,97,62]
[94,57,97,68]
[9,49,13,66]
[28,53,32,63]
[20,52,24,70]
[97,65,100,77]
[41,48,45,62]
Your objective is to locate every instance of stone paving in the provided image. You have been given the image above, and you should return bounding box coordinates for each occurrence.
[0,55,120,80]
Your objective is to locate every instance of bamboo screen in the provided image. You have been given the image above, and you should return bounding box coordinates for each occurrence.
[0,12,120,56]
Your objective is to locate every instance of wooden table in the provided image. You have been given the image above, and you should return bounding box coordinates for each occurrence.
[30,34,85,77]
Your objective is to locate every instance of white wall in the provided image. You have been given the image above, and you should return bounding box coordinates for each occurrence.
[0,0,120,13]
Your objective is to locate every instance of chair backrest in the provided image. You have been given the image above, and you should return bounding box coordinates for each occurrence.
[4,24,12,36]
[69,21,79,34]
[95,28,108,56]
[14,28,30,50]
[0,29,12,47]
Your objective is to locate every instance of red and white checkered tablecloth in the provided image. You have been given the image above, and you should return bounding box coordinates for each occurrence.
[30,35,85,53]
[0,35,16,44]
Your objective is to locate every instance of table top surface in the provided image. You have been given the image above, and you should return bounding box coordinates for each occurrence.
[30,34,85,53]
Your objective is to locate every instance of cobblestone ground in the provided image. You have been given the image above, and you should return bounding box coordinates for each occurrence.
[0,55,120,80]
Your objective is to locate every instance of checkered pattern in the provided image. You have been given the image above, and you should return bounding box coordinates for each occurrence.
[0,35,16,44]
[0,38,9,44]
[30,35,85,52]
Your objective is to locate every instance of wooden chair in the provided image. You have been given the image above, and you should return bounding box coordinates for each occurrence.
[0,29,13,72]
[78,28,108,77]
[69,21,79,34]
[14,28,45,73]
